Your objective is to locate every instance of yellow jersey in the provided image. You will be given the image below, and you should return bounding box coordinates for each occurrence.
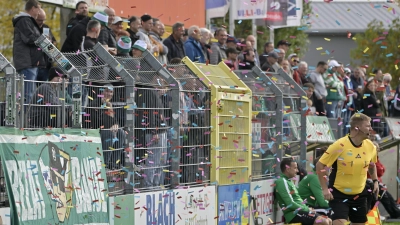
[319,136,377,195]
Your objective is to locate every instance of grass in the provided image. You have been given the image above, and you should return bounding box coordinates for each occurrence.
[383,223,400,225]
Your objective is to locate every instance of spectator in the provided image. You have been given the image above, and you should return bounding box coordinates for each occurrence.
[296,61,310,85]
[371,68,383,81]
[82,20,101,50]
[392,83,400,117]
[12,0,44,104]
[323,60,346,118]
[261,51,278,72]
[66,1,88,36]
[27,67,67,128]
[298,157,330,210]
[226,35,237,49]
[362,80,383,135]
[149,18,169,64]
[132,40,147,57]
[163,22,186,62]
[184,25,205,63]
[309,61,328,101]
[304,83,325,116]
[199,28,212,61]
[246,35,260,67]
[209,28,227,65]
[276,39,291,52]
[97,10,117,55]
[259,42,274,67]
[239,49,256,70]
[288,53,299,68]
[277,48,285,66]
[342,68,355,134]
[126,16,141,51]
[281,59,292,78]
[306,100,314,115]
[139,15,160,55]
[182,29,189,43]
[351,67,365,112]
[224,48,239,70]
[36,8,56,82]
[110,16,123,38]
[382,73,393,116]
[116,36,132,57]
[275,158,330,225]
[61,13,91,52]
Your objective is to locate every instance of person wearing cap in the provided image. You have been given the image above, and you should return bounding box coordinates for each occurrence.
[261,51,278,72]
[110,16,123,38]
[276,39,291,52]
[116,36,132,57]
[259,42,274,66]
[323,59,347,118]
[226,35,237,49]
[131,40,147,57]
[224,48,239,70]
[27,67,68,128]
[95,11,117,55]
[149,18,169,64]
[288,53,299,68]
[163,22,186,62]
[184,25,205,63]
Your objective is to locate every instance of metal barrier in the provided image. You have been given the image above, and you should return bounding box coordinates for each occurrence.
[166,62,212,186]
[182,58,252,185]
[114,50,180,192]
[234,67,283,181]
[0,53,19,128]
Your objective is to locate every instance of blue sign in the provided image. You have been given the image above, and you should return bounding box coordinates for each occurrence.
[288,0,297,17]
[218,183,251,225]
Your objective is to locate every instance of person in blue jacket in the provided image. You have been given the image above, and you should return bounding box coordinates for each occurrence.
[184,25,206,63]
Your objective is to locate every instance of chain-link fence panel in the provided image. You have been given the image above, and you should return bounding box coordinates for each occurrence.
[166,62,212,186]
[235,67,283,180]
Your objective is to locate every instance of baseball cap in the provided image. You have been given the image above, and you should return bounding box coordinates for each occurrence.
[344,68,351,74]
[328,59,340,67]
[288,53,298,60]
[277,40,291,46]
[226,35,237,44]
[112,16,123,25]
[267,51,279,59]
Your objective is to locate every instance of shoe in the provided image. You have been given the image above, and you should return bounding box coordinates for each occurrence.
[380,215,386,221]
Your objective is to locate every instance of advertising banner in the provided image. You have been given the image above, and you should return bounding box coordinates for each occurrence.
[0,128,109,225]
[250,179,283,225]
[109,194,136,225]
[206,0,230,20]
[134,186,216,225]
[265,0,288,26]
[305,116,336,143]
[217,183,250,225]
[231,0,268,20]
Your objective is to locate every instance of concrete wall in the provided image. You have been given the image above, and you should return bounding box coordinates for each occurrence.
[303,33,360,68]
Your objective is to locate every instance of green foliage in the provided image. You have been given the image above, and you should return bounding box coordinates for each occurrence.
[0,1,60,62]
[350,18,400,86]
[210,0,311,58]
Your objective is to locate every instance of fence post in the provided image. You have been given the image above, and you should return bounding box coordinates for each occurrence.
[0,53,17,128]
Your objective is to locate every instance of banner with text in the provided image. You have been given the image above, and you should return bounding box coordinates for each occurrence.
[250,179,283,225]
[231,0,268,20]
[218,183,250,225]
[134,186,216,225]
[0,128,109,225]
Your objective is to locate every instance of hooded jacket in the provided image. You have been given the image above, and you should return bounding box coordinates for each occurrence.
[184,36,205,63]
[12,12,45,71]
[61,17,91,52]
[66,15,87,36]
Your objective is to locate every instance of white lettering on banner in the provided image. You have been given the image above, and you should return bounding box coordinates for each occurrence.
[218,200,241,221]
[231,0,269,20]
[72,157,107,214]
[5,160,45,221]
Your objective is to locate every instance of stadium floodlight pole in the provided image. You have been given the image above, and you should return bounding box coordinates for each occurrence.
[229,1,235,36]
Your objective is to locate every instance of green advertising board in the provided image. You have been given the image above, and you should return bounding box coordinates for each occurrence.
[0,128,110,225]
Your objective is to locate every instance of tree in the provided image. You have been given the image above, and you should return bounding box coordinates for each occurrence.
[209,0,312,58]
[350,18,400,86]
[0,0,60,63]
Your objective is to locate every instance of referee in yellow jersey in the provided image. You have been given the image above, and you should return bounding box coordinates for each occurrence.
[316,113,379,225]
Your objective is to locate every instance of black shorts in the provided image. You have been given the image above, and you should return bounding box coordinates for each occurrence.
[329,188,368,223]
[290,210,323,225]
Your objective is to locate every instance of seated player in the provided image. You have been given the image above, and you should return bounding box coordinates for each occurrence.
[275,158,332,225]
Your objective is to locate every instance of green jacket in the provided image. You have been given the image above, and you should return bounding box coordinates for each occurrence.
[298,174,329,208]
[275,173,309,222]
[323,69,346,101]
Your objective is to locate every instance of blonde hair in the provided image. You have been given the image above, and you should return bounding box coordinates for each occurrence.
[349,113,371,130]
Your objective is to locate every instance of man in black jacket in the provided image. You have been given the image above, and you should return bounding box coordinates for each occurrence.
[61,16,90,52]
[66,1,88,36]
[12,0,44,104]
[163,22,186,62]
[98,8,117,55]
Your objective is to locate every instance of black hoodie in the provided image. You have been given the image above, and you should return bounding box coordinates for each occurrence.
[66,15,87,36]
[61,17,91,52]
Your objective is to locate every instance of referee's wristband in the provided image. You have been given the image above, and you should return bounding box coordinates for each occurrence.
[373,179,379,183]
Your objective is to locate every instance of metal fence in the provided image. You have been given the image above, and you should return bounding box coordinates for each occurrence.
[234,67,283,180]
[166,62,212,186]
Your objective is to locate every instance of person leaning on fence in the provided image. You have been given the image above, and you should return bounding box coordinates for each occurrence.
[27,67,68,128]
[275,158,332,225]
[85,84,126,169]
[316,113,379,224]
